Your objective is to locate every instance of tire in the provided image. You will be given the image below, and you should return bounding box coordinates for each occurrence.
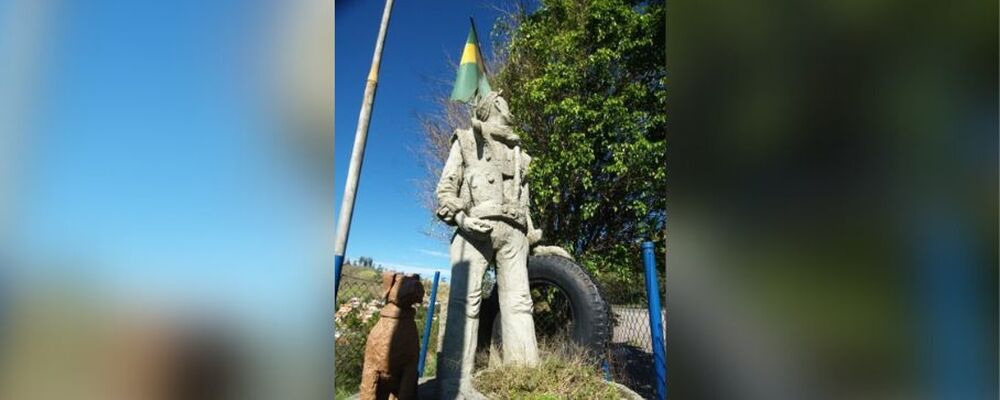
[478,255,611,357]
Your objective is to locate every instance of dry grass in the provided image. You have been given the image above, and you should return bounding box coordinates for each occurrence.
[473,341,628,400]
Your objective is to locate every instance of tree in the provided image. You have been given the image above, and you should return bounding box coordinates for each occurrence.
[353,256,375,268]
[418,0,665,297]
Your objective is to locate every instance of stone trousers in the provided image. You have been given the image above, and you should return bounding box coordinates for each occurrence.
[437,220,539,399]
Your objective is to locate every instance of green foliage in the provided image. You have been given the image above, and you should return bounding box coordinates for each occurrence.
[493,0,666,283]
[335,306,380,395]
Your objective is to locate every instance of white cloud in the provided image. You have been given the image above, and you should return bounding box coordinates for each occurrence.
[416,248,450,259]
[380,261,450,280]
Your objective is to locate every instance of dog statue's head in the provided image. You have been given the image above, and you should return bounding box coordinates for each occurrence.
[381,272,424,308]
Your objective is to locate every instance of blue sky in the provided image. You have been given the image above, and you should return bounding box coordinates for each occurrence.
[335,1,511,279]
[4,0,328,325]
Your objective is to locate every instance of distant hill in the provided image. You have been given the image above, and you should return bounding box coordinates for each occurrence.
[341,262,382,281]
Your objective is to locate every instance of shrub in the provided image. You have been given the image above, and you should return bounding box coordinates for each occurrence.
[335,306,380,394]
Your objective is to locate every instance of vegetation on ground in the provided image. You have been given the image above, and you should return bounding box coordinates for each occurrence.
[474,341,630,399]
[335,302,381,395]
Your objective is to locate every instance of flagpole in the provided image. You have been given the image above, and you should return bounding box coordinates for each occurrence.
[467,16,489,118]
[469,16,489,75]
[335,0,395,299]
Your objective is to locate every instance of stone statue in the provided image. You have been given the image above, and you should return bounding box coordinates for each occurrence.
[434,91,541,399]
[360,272,425,400]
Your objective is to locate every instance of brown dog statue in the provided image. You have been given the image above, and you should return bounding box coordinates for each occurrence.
[360,272,425,400]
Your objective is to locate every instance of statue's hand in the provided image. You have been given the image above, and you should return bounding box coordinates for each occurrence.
[527,228,542,245]
[436,198,465,223]
[436,205,455,223]
[457,214,493,235]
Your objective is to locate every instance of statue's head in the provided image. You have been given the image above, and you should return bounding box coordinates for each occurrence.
[475,90,512,124]
[381,272,424,307]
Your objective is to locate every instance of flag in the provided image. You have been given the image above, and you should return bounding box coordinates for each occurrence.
[450,21,491,102]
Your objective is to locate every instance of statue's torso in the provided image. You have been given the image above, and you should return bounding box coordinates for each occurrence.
[454,127,530,228]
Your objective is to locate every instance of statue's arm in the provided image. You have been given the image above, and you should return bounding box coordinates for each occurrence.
[524,185,542,245]
[522,153,542,244]
[435,140,465,225]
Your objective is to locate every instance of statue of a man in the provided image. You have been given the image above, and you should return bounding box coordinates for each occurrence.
[435,91,540,399]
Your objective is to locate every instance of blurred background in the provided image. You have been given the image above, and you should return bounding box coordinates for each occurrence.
[668,0,996,398]
[1,0,332,399]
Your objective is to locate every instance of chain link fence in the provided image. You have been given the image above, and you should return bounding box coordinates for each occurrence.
[334,269,442,399]
[601,270,667,400]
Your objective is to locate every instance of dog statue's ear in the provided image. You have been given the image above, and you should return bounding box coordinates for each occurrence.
[381,272,397,303]
[407,274,425,305]
[414,277,425,303]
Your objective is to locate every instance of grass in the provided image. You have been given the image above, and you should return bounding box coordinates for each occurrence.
[473,341,629,400]
[334,387,355,400]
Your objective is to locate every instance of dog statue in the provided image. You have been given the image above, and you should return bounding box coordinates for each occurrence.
[360,272,425,400]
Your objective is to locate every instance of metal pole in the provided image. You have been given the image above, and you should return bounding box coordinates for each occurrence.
[468,16,488,75]
[417,271,441,377]
[642,241,666,400]
[334,0,395,299]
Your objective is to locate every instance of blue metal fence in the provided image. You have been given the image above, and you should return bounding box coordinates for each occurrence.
[642,241,667,400]
[418,271,441,377]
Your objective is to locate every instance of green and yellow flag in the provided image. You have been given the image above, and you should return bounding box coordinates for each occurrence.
[450,21,491,103]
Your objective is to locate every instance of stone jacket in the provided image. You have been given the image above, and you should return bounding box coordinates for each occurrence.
[436,123,531,230]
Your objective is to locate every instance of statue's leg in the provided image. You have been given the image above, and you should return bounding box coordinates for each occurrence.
[437,231,491,399]
[397,361,418,400]
[359,368,378,400]
[494,223,539,366]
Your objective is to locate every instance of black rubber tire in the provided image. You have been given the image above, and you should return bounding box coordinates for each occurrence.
[478,255,611,357]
